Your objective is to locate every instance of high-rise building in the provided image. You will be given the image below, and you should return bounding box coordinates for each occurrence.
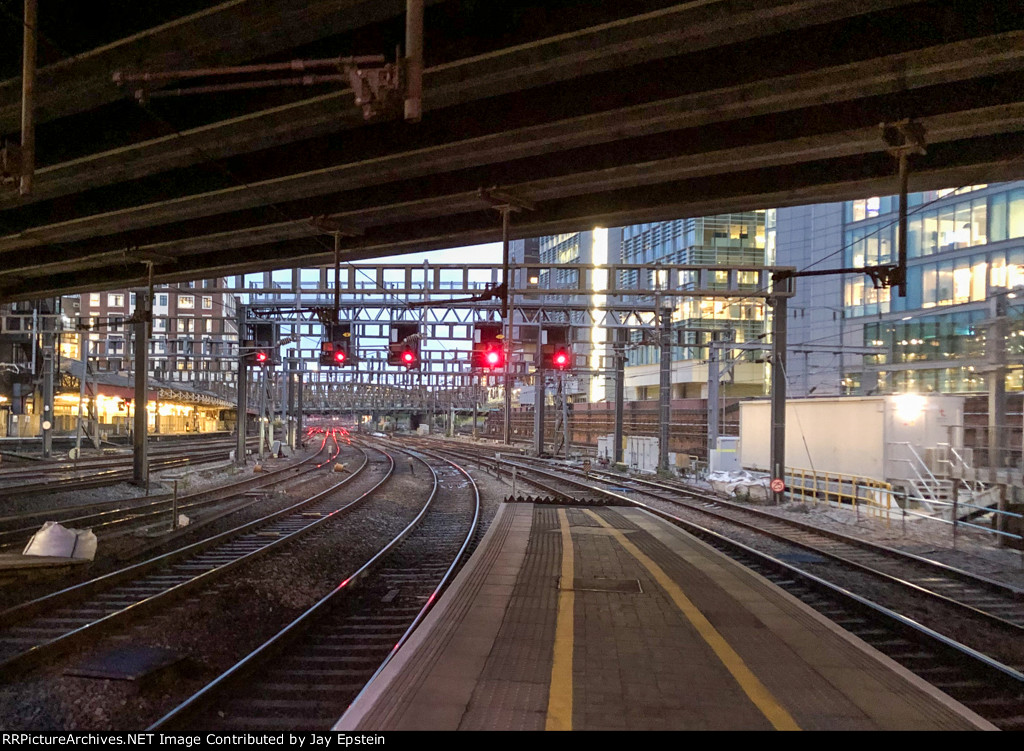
[619,212,772,400]
[525,229,622,404]
[778,182,1024,396]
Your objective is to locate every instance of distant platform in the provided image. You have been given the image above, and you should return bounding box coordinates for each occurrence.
[0,554,90,585]
[336,502,995,731]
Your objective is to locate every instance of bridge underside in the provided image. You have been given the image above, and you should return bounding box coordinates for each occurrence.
[1,0,1023,300]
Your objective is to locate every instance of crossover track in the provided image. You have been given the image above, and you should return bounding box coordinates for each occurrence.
[150,446,480,731]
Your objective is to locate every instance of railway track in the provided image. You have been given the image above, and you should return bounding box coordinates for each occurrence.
[407,438,1024,729]
[150,446,481,731]
[0,436,332,550]
[0,438,260,498]
[0,440,395,679]
[510,454,1024,629]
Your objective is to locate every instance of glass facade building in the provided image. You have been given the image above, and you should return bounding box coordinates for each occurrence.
[620,212,770,369]
[839,183,1024,394]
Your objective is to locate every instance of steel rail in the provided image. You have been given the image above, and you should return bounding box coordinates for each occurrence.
[148,442,479,729]
[422,442,1024,728]
[343,443,481,716]
[148,446,441,730]
[0,439,386,679]
[448,444,1024,633]
[0,437,326,549]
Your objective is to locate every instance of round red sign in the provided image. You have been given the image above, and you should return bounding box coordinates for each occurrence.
[770,478,785,493]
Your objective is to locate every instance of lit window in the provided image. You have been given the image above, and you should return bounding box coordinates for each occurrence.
[202,296,213,310]
[179,295,195,309]
[108,294,124,307]
[89,293,100,307]
[952,266,972,304]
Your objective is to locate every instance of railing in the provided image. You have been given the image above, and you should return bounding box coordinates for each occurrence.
[940,443,987,494]
[784,467,897,524]
[897,493,1023,560]
[888,441,949,511]
[783,464,1023,564]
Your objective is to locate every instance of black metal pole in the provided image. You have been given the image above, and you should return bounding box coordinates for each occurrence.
[502,208,512,445]
[658,305,671,474]
[770,294,788,503]
[132,290,149,486]
[614,333,625,465]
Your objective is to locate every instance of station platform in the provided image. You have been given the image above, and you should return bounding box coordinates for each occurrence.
[335,502,996,731]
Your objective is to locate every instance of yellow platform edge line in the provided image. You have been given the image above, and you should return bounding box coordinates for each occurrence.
[583,509,801,732]
[545,508,575,731]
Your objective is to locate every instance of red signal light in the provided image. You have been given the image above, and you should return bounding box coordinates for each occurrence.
[485,349,502,368]
[334,350,347,364]
[553,350,570,369]
[255,351,268,364]
[402,350,416,365]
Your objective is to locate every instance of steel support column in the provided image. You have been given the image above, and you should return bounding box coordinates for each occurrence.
[502,207,513,445]
[534,329,545,456]
[75,332,87,463]
[235,306,248,466]
[987,294,1008,471]
[707,343,720,461]
[294,366,301,442]
[614,337,625,465]
[258,366,267,461]
[286,358,296,450]
[658,305,672,474]
[770,294,788,503]
[132,291,149,486]
[40,322,53,459]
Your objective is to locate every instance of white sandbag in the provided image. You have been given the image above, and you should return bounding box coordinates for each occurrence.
[23,521,97,560]
[177,514,190,528]
[72,529,98,561]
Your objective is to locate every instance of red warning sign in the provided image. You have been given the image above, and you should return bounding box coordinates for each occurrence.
[770,478,786,493]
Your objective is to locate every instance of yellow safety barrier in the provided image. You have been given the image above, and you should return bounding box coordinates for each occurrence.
[787,467,894,526]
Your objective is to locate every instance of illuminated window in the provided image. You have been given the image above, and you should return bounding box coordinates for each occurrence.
[971,199,987,246]
[1010,189,1024,239]
[971,260,988,302]
[952,264,971,304]
[202,296,213,310]
[991,255,1007,288]
[89,293,100,307]
[179,295,195,309]
[108,294,124,307]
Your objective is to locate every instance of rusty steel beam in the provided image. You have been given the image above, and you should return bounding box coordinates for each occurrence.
[5,150,1023,303]
[0,0,953,210]
[1,97,1021,262]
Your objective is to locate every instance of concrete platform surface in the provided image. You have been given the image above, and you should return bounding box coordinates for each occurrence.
[335,503,997,731]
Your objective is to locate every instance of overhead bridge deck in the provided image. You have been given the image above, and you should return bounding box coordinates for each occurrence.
[336,501,994,731]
